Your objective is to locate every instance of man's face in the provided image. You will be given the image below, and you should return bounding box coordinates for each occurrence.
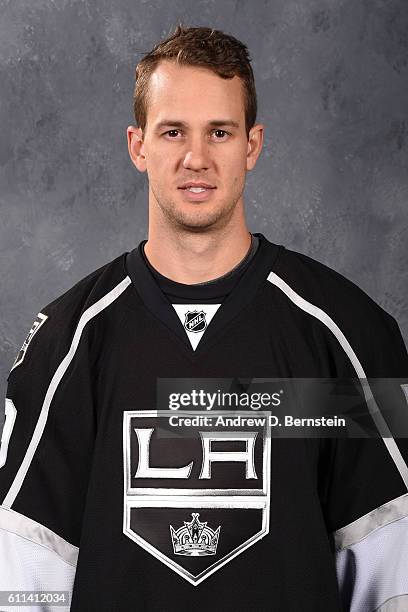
[128,60,263,232]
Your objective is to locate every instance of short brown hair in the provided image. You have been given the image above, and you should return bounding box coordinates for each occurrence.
[133,23,257,140]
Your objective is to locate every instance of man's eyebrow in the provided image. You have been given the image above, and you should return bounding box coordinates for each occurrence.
[155,119,240,130]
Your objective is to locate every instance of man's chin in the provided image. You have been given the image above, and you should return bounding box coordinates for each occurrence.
[168,210,226,232]
[175,218,220,232]
[157,197,236,232]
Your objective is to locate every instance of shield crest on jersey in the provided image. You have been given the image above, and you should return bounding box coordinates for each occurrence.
[184,310,207,333]
[123,410,271,585]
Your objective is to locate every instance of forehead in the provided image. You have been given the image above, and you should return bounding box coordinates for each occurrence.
[146,60,245,125]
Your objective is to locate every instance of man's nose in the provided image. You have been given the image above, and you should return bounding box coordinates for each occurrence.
[182,137,211,170]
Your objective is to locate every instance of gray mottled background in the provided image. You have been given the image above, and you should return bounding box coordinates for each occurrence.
[1,0,407,422]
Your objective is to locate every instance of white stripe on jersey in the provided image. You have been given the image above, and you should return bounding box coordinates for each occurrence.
[3,276,132,508]
[267,271,408,489]
[0,399,17,468]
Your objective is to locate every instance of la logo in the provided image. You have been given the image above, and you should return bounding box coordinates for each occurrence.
[134,428,258,479]
[123,411,271,586]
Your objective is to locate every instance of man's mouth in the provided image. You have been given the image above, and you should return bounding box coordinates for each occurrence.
[178,186,216,201]
[178,181,216,191]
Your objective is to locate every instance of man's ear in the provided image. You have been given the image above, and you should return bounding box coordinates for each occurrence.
[127,125,147,172]
[246,123,264,172]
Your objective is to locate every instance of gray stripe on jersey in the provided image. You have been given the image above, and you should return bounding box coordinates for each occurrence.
[401,384,408,405]
[267,271,408,489]
[334,492,408,550]
[3,276,132,509]
[375,595,408,612]
[336,515,408,612]
[0,505,78,566]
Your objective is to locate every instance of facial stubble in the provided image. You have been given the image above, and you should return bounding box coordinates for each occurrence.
[152,187,241,232]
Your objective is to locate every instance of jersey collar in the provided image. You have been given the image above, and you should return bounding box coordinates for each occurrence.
[125,233,283,362]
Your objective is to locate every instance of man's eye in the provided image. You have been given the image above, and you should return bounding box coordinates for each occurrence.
[163,130,230,139]
[213,129,229,139]
[166,130,180,138]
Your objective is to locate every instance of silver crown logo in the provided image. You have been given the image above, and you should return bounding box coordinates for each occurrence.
[170,513,221,556]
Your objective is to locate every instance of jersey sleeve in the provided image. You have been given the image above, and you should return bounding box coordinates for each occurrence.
[0,303,97,611]
[319,313,408,612]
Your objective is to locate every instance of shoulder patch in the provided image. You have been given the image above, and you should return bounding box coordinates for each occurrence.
[9,312,48,374]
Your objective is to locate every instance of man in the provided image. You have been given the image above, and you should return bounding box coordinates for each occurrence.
[1,24,407,612]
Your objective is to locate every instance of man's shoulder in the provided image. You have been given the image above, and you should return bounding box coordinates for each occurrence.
[8,253,131,379]
[264,241,408,376]
[270,243,395,327]
[41,252,130,324]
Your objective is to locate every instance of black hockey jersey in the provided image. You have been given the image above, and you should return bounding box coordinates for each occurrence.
[1,232,408,611]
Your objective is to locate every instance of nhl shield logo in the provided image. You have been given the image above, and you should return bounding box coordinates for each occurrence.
[123,411,271,585]
[184,310,207,333]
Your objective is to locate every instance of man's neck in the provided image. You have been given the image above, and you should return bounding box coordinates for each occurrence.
[143,226,252,285]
